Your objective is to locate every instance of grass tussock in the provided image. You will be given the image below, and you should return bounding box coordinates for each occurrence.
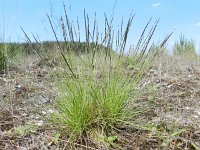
[51,55,137,140]
[36,3,172,144]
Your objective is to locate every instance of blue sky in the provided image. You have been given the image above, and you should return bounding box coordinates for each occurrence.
[1,0,200,50]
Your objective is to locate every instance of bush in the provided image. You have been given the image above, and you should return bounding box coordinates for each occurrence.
[173,35,196,56]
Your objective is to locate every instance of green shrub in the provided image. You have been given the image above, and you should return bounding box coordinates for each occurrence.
[173,35,196,56]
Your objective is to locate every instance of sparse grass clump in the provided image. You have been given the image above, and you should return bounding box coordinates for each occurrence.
[10,125,37,137]
[50,51,148,140]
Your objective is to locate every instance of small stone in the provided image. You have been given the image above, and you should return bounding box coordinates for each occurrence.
[185,107,190,110]
[194,110,200,116]
[42,111,47,115]
[41,109,54,115]
[167,84,173,88]
[46,109,54,114]
[15,84,22,89]
[156,79,160,83]
[36,120,44,126]
[38,96,50,104]
[21,113,28,117]
[2,93,6,97]
[192,115,199,118]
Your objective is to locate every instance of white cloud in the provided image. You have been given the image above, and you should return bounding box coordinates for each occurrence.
[152,2,161,8]
[194,22,200,26]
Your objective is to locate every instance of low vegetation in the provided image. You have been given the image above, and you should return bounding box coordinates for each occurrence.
[173,34,196,57]
[0,43,6,71]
